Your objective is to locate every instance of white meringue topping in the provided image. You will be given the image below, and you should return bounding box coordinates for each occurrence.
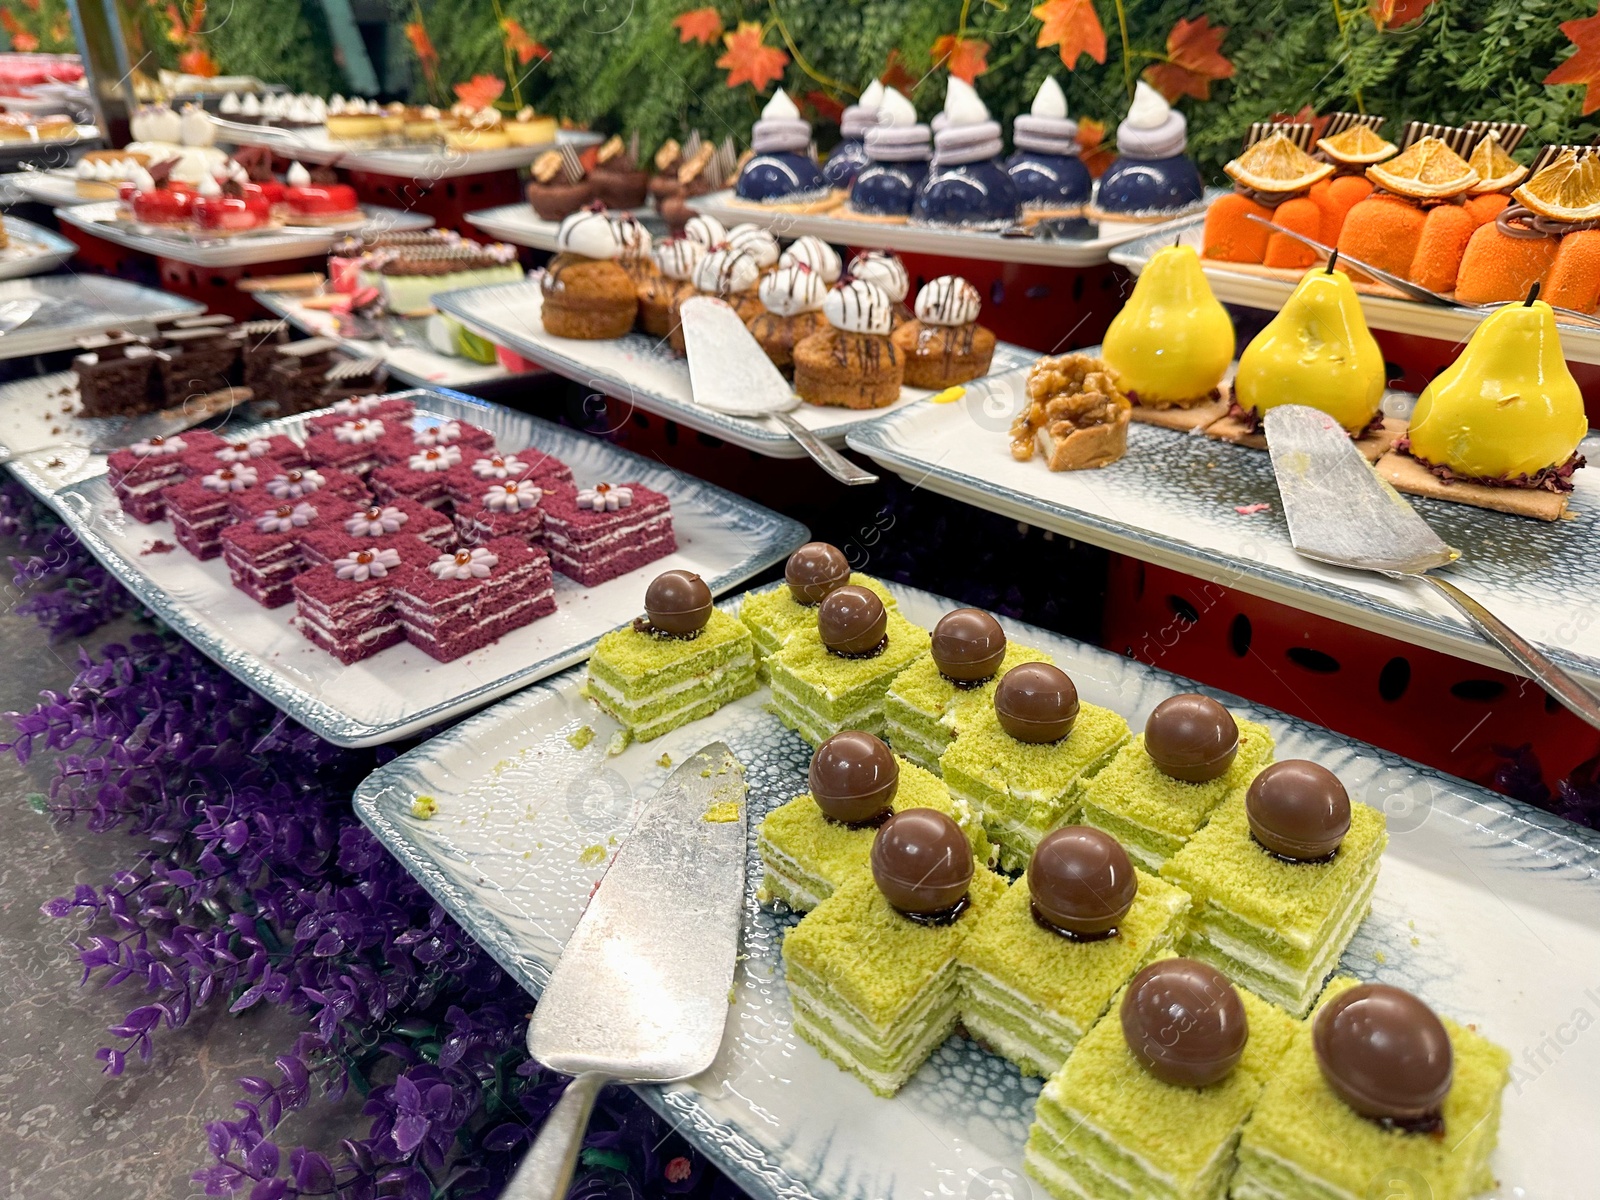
[1125,81,1170,130]
[759,265,828,316]
[556,208,622,259]
[915,275,982,326]
[847,251,910,302]
[942,76,991,127]
[1032,76,1068,120]
[778,235,841,283]
[762,90,801,121]
[824,280,893,336]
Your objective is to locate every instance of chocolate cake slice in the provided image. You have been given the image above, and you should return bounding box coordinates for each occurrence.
[74,333,162,417]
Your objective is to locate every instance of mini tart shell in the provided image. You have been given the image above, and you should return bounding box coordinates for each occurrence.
[747,309,831,374]
[793,328,904,409]
[890,320,996,389]
[540,254,639,339]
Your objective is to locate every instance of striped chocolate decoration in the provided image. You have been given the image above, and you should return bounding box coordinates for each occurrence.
[1244,121,1316,151]
[1398,121,1475,156]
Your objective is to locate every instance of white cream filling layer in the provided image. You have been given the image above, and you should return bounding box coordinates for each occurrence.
[543,512,671,551]
[755,837,831,908]
[586,652,755,712]
[1191,872,1377,991]
[767,675,880,731]
[590,672,754,741]
[1233,1144,1362,1200]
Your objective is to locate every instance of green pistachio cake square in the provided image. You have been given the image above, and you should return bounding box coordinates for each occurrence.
[737,574,897,670]
[758,756,994,911]
[781,864,1007,1096]
[939,704,1131,872]
[1026,974,1298,1200]
[585,609,758,743]
[958,868,1191,1077]
[1077,717,1275,872]
[1234,976,1510,1200]
[766,610,931,747]
[884,640,1054,774]
[1160,796,1387,1016]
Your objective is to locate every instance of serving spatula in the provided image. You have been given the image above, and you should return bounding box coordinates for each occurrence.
[1263,404,1600,729]
[501,742,748,1200]
[680,296,878,486]
[0,298,43,337]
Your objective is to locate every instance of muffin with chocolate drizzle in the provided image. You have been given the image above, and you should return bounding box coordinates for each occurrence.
[609,211,657,287]
[847,250,914,327]
[540,208,639,340]
[794,279,905,409]
[526,145,593,221]
[748,263,830,374]
[638,237,704,339]
[593,133,649,209]
[892,274,996,388]
[667,245,764,354]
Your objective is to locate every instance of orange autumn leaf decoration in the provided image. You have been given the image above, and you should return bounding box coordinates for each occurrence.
[179,47,219,77]
[453,74,505,110]
[1142,15,1233,103]
[673,7,723,46]
[1546,5,1600,116]
[501,18,549,66]
[1369,0,1439,31]
[1271,104,1329,142]
[1077,115,1113,177]
[405,21,439,83]
[932,34,990,84]
[1033,0,1106,70]
[717,20,789,92]
[880,49,917,94]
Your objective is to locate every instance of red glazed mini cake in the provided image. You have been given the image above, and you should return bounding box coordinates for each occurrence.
[301,498,455,567]
[302,417,391,476]
[372,418,497,467]
[163,461,283,559]
[388,538,557,662]
[305,393,416,434]
[219,498,337,608]
[108,431,225,522]
[230,465,370,521]
[282,162,361,225]
[454,477,546,546]
[540,480,675,586]
[192,175,274,234]
[369,443,465,508]
[292,534,438,664]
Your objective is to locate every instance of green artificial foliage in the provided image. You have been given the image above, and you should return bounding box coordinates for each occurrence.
[206,0,343,95]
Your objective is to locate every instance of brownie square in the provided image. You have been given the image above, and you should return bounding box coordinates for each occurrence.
[157,328,241,403]
[291,534,438,664]
[443,448,573,508]
[301,497,455,567]
[453,477,546,546]
[540,481,675,587]
[263,338,341,417]
[74,335,162,418]
[301,417,391,476]
[305,394,416,434]
[162,460,285,559]
[387,536,557,662]
[108,430,225,523]
[372,419,496,467]
[369,443,466,508]
[218,499,339,608]
[232,320,291,394]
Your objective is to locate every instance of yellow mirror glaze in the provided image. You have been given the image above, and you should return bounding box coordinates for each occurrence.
[1234,266,1386,433]
[1102,244,1234,405]
[1407,300,1587,478]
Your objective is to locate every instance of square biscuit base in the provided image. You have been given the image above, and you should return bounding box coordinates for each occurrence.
[958,869,1190,1078]
[1026,975,1298,1200]
[782,866,1007,1097]
[1234,976,1510,1200]
[1077,717,1276,872]
[1376,450,1571,522]
[1204,414,1402,464]
[884,640,1053,775]
[758,755,993,912]
[940,703,1131,873]
[1161,795,1387,1016]
[585,609,758,744]
[766,611,930,747]
[737,574,898,668]
[1129,394,1232,432]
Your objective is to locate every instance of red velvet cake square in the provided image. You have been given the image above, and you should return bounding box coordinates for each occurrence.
[162,460,284,559]
[540,481,675,587]
[108,431,225,523]
[301,417,391,476]
[182,433,305,476]
[291,534,437,664]
[453,477,546,546]
[300,497,455,568]
[369,443,466,508]
[304,393,416,434]
[218,498,338,608]
[443,448,573,508]
[372,418,496,467]
[229,465,369,520]
[387,537,556,662]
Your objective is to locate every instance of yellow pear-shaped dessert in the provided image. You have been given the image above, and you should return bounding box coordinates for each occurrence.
[1234,261,1386,433]
[1103,244,1234,407]
[1407,295,1587,479]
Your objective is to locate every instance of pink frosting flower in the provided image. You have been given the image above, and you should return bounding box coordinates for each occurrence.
[131,435,186,457]
[333,419,385,445]
[429,546,498,581]
[334,547,403,582]
[344,505,408,536]
[482,480,541,513]
[407,445,462,473]
[201,465,259,492]
[471,454,527,479]
[254,501,317,533]
[265,468,326,499]
[216,438,273,462]
[413,421,462,447]
[576,483,632,512]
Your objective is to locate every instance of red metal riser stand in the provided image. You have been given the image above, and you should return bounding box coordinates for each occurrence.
[343,169,524,236]
[1101,555,1600,790]
[883,253,1130,354]
[1373,327,1600,428]
[59,224,156,284]
[155,255,323,321]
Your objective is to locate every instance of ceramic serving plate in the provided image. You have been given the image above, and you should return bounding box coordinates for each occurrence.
[465,203,662,254]
[50,388,805,746]
[353,581,1600,1200]
[0,213,76,278]
[214,123,601,179]
[1109,213,1600,368]
[688,188,1228,269]
[846,361,1600,690]
[434,279,1036,458]
[0,274,203,361]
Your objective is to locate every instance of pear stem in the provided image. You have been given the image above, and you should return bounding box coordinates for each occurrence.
[1526,281,1540,306]
[1327,249,1339,275]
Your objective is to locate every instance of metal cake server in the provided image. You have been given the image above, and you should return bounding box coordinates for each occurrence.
[501,742,748,1200]
[1263,405,1600,730]
[680,296,878,485]
[0,298,43,337]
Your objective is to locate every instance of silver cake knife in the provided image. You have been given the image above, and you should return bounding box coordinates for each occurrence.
[1263,404,1600,729]
[501,742,748,1200]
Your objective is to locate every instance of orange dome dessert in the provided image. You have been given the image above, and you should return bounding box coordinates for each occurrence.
[1336,192,1428,278]
[1454,222,1558,304]
[1338,131,1479,288]
[1542,230,1600,312]
[1309,115,1394,243]
[1203,127,1332,267]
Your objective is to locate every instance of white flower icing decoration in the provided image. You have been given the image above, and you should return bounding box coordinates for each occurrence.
[413,421,462,447]
[216,438,273,462]
[345,505,408,536]
[430,547,498,581]
[334,547,402,582]
[407,445,462,473]
[471,454,527,480]
[254,502,317,533]
[201,465,258,492]
[334,419,385,445]
[483,480,541,513]
[265,468,326,500]
[576,483,633,512]
[332,395,386,416]
[131,435,186,457]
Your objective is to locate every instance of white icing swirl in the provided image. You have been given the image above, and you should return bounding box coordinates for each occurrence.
[407,445,461,472]
[847,251,910,303]
[556,209,622,259]
[824,280,893,336]
[482,480,542,513]
[692,248,760,295]
[345,505,408,536]
[335,547,402,582]
[286,161,311,187]
[682,213,727,248]
[762,91,801,121]
[1125,81,1169,130]
[915,275,982,327]
[759,265,828,317]
[653,238,706,281]
[778,235,841,283]
[726,225,780,269]
[610,214,653,260]
[1031,76,1068,120]
[942,77,991,126]
[430,547,498,580]
[876,88,918,128]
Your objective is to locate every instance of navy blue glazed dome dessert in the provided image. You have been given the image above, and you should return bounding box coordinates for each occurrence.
[1094,82,1205,219]
[823,79,883,190]
[913,77,1020,230]
[1005,75,1091,218]
[847,88,931,220]
[734,90,830,208]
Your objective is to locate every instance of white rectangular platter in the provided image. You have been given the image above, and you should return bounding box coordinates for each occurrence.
[465,202,662,253]
[0,273,202,360]
[434,278,1036,457]
[846,361,1600,690]
[353,581,1600,1200]
[49,388,806,746]
[0,212,75,277]
[215,123,599,179]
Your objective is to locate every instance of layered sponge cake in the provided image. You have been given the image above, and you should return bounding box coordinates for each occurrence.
[1160,762,1386,1016]
[739,542,896,673]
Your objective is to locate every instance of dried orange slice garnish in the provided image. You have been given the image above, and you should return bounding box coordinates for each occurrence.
[1316,125,1397,166]
[1224,132,1335,193]
[1512,148,1600,222]
[1366,136,1479,199]
[1466,132,1529,195]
